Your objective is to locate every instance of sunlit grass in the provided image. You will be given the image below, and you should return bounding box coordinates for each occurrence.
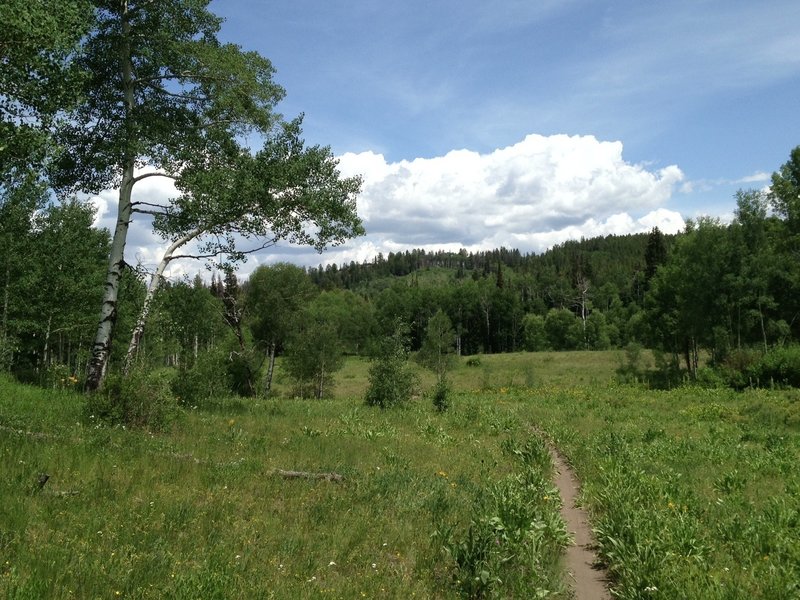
[520,384,800,599]
[4,353,799,599]
[0,373,568,598]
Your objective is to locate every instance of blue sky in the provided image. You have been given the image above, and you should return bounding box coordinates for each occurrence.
[97,0,800,276]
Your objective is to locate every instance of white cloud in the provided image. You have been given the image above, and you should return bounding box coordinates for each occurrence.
[337,133,683,257]
[735,171,771,184]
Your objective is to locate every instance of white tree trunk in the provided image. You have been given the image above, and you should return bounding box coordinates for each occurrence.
[85,5,135,391]
[85,166,134,390]
[124,229,201,374]
[264,341,276,396]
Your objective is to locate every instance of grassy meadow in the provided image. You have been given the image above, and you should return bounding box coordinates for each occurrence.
[2,350,799,599]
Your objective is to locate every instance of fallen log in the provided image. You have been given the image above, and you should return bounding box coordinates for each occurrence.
[275,469,345,482]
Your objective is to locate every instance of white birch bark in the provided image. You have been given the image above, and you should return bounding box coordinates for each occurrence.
[85,3,135,390]
[123,229,202,374]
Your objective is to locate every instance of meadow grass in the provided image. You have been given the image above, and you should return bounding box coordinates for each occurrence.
[516,383,800,599]
[3,351,799,599]
[0,372,568,599]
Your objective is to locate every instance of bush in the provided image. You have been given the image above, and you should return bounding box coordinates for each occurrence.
[719,348,761,389]
[365,351,417,409]
[365,322,418,408]
[750,345,800,388]
[432,378,450,412]
[170,348,232,406]
[84,369,179,431]
[719,346,800,389]
[694,366,727,389]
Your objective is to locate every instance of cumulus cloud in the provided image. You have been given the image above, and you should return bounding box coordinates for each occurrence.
[336,133,684,258]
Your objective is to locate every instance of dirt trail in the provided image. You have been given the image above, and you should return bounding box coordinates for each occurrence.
[549,446,611,600]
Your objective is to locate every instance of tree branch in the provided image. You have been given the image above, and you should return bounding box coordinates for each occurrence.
[169,237,279,261]
[131,172,178,185]
[131,208,168,217]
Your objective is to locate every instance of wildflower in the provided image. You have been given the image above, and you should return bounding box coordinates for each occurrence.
[328,561,336,566]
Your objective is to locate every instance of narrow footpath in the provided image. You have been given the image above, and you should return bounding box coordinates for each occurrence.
[549,446,611,600]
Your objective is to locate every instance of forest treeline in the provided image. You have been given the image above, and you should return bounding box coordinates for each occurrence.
[2,146,799,397]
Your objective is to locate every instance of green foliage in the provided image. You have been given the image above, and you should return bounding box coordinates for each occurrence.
[585,312,611,350]
[364,322,418,408]
[0,198,109,377]
[544,308,581,351]
[0,0,91,180]
[83,370,179,431]
[170,348,232,406]
[417,309,457,379]
[435,436,569,598]
[245,263,313,350]
[431,378,450,412]
[522,313,548,351]
[417,310,457,411]
[769,146,800,232]
[284,296,347,398]
[749,345,800,388]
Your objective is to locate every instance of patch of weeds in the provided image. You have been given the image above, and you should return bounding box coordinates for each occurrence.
[432,378,450,412]
[300,426,323,438]
[713,470,746,495]
[432,441,568,598]
[83,369,180,432]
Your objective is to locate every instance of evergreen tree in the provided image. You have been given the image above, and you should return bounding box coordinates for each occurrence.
[644,227,668,285]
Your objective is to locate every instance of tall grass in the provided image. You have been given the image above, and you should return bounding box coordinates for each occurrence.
[4,350,798,599]
[1,371,568,598]
[519,384,800,599]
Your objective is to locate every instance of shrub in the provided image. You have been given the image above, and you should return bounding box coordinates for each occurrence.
[170,348,232,406]
[750,345,800,388]
[694,366,726,389]
[432,378,450,412]
[365,324,418,409]
[84,369,179,431]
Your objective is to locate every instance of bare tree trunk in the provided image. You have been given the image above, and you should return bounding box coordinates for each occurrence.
[758,298,768,352]
[124,229,201,374]
[86,5,135,391]
[316,360,325,399]
[264,342,276,396]
[1,260,9,340]
[42,314,52,369]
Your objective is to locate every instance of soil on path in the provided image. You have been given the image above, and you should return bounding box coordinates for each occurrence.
[549,446,611,600]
